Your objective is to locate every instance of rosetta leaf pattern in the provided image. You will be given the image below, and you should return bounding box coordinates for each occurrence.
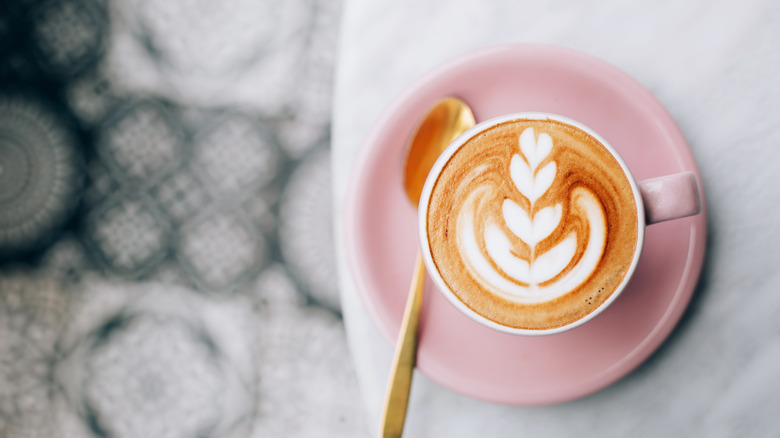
[520,127,552,169]
[531,204,562,245]
[460,127,608,302]
[505,128,561,249]
[509,157,556,203]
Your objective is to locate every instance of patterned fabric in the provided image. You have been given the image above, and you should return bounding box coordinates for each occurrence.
[0,0,365,437]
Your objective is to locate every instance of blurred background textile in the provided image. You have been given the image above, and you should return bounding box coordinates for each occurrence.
[0,0,367,437]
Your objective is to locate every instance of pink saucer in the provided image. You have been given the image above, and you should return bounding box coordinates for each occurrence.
[343,44,707,405]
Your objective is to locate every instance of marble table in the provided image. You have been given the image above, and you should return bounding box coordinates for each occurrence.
[333,0,780,436]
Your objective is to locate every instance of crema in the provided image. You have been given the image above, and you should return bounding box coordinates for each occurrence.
[425,118,639,330]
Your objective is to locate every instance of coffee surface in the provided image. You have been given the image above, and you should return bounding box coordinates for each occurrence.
[426,118,639,330]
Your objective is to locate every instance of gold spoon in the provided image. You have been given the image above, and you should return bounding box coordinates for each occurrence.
[380,97,475,438]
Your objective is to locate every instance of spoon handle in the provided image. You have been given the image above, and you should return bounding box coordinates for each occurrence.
[379,252,426,438]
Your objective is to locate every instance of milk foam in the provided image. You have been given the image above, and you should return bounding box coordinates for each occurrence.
[455,128,607,304]
[426,118,640,330]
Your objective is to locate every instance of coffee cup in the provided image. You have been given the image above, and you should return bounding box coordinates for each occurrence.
[418,112,701,336]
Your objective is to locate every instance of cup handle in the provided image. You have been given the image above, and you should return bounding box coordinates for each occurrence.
[638,172,702,225]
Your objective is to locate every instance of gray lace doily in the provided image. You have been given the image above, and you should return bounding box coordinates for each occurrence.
[0,95,82,258]
[0,0,366,436]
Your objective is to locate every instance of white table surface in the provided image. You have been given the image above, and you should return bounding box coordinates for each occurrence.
[332,1,780,436]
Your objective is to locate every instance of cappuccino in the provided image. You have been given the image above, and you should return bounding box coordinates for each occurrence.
[424,117,640,331]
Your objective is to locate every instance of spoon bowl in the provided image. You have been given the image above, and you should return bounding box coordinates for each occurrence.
[403,98,477,206]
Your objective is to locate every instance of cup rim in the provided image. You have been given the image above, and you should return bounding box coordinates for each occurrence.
[417,112,647,336]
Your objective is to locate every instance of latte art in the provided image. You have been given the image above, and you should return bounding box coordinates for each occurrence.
[459,127,607,303]
[426,119,639,330]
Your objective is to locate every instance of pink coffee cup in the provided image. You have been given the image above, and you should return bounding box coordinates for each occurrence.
[418,112,702,336]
